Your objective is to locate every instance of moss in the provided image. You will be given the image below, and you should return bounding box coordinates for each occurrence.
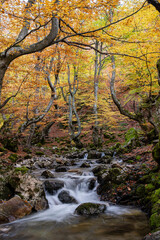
[151,188,160,204]
[36,142,42,147]
[23,148,32,154]
[125,127,138,143]
[152,200,160,214]
[136,184,146,198]
[0,147,7,152]
[2,137,18,152]
[24,154,32,159]
[8,153,18,163]
[75,202,106,215]
[109,168,121,177]
[150,213,160,229]
[152,142,160,165]
[14,166,29,174]
[35,151,44,156]
[136,155,141,160]
[145,184,155,193]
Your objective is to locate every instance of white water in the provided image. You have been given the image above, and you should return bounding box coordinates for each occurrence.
[0,158,149,240]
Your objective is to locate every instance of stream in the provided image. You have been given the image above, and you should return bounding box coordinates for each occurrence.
[0,155,149,240]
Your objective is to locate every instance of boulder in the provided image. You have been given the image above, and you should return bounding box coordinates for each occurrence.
[80,162,90,168]
[0,196,32,224]
[58,190,77,204]
[143,231,160,240]
[55,166,69,172]
[44,180,64,195]
[88,151,103,159]
[88,178,96,190]
[75,202,106,216]
[8,173,48,211]
[41,170,55,178]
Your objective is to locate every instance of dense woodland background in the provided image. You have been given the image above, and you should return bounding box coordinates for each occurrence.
[0,0,159,162]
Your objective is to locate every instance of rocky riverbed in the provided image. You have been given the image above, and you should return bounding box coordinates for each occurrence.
[0,148,159,239]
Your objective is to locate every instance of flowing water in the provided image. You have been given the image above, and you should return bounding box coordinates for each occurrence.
[0,157,149,240]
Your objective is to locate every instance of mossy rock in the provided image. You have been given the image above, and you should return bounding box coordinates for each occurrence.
[152,200,160,214]
[2,137,18,152]
[124,127,139,145]
[136,184,146,198]
[14,167,29,175]
[150,212,160,229]
[136,155,141,160]
[151,189,160,204]
[0,147,7,153]
[75,202,106,216]
[24,154,32,159]
[35,151,45,156]
[23,148,32,154]
[8,154,18,163]
[152,142,160,165]
[145,184,155,193]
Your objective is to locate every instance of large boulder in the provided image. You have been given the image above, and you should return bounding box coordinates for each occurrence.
[7,172,48,211]
[44,180,64,195]
[0,196,32,224]
[58,190,77,204]
[75,202,106,216]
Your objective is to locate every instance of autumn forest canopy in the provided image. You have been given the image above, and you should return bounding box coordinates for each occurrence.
[0,0,160,156]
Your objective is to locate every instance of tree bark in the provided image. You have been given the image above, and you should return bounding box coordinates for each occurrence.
[147,0,160,12]
[0,0,59,109]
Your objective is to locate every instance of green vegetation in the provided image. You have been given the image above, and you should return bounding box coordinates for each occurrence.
[15,166,29,174]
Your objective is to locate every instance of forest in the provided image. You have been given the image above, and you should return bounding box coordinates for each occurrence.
[0,0,160,240]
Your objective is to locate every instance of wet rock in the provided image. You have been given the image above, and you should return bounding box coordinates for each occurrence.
[41,170,55,178]
[66,150,88,159]
[143,231,160,240]
[75,202,106,216]
[58,190,77,204]
[55,166,69,172]
[88,151,103,159]
[12,173,48,211]
[96,156,112,164]
[88,178,96,190]
[80,162,90,168]
[44,180,64,195]
[92,165,106,175]
[0,196,32,224]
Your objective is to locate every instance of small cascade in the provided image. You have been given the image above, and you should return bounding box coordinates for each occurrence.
[83,153,88,160]
[0,156,149,240]
[101,152,105,158]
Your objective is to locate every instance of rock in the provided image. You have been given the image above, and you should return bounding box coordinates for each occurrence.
[143,231,160,240]
[58,190,77,204]
[80,162,90,168]
[44,180,64,195]
[68,169,81,173]
[0,196,32,224]
[92,165,106,175]
[7,173,48,211]
[55,166,69,172]
[75,202,106,216]
[88,151,103,159]
[96,156,112,164]
[88,178,96,190]
[41,170,55,178]
[152,142,160,165]
[66,150,87,159]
